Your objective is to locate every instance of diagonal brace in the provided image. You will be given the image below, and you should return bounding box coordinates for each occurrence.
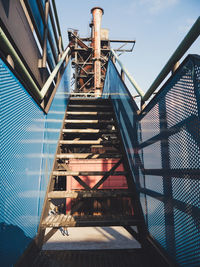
[92,158,123,190]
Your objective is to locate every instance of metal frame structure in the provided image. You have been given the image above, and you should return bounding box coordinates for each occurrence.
[102,55,200,266]
[0,0,69,112]
[68,7,135,97]
[1,3,200,266]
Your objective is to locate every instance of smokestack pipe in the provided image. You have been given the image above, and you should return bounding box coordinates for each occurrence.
[91,7,104,96]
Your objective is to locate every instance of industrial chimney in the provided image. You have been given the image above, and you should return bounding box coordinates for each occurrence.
[91,7,104,96]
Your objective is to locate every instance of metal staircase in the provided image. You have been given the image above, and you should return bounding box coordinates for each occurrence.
[39,97,145,243]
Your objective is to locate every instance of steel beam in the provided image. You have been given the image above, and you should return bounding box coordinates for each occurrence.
[0,25,43,100]
[40,46,71,97]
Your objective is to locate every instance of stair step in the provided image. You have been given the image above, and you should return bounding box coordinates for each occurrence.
[48,189,134,199]
[69,99,111,104]
[42,215,139,228]
[53,171,126,176]
[68,105,112,109]
[65,119,115,124]
[56,153,121,159]
[59,140,119,145]
[62,129,117,133]
[67,111,113,116]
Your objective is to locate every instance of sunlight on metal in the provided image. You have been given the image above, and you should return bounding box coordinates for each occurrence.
[0,26,43,100]
[40,46,71,97]
[111,49,145,98]
[52,0,64,51]
[143,16,200,102]
[0,24,70,102]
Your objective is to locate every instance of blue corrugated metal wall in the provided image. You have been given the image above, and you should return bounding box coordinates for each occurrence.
[0,58,70,266]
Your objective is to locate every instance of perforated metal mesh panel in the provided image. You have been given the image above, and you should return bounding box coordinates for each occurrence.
[172,177,199,208]
[174,208,200,266]
[145,176,163,194]
[103,60,138,182]
[138,55,200,266]
[146,196,166,249]
[169,129,200,169]
[102,55,200,266]
[165,72,198,128]
[140,103,160,142]
[142,141,162,169]
[0,58,70,265]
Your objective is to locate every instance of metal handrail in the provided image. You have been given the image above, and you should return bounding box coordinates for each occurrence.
[40,46,71,97]
[0,24,71,101]
[111,49,145,97]
[111,17,200,103]
[0,25,43,100]
[52,0,64,51]
[142,16,200,102]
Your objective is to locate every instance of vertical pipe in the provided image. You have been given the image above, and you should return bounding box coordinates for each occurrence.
[91,7,104,96]
[42,0,50,68]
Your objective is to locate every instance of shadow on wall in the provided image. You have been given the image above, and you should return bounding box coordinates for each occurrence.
[0,222,32,266]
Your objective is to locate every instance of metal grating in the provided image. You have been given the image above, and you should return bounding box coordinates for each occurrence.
[139,193,147,223]
[137,55,200,266]
[140,103,160,142]
[103,59,138,182]
[165,73,198,128]
[142,141,162,169]
[169,129,200,169]
[174,208,200,266]
[0,58,70,265]
[146,196,166,249]
[172,177,200,208]
[145,176,163,194]
[103,55,200,266]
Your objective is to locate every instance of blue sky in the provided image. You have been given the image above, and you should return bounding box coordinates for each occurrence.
[56,0,200,95]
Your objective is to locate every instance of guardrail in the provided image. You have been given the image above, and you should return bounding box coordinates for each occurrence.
[111,16,200,104]
[142,16,200,101]
[0,25,43,100]
[40,46,71,97]
[0,24,71,102]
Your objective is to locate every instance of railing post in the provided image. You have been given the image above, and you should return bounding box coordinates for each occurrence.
[112,55,116,64]
[38,0,50,68]
[6,55,14,69]
[158,100,176,258]
[172,61,180,74]
[121,69,125,82]
[141,99,146,111]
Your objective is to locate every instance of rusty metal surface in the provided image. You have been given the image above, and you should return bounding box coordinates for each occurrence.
[91,7,104,93]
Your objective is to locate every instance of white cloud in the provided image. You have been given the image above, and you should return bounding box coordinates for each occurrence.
[140,0,179,14]
[126,0,179,16]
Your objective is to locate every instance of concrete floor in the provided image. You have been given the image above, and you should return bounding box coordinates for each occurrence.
[42,226,141,250]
